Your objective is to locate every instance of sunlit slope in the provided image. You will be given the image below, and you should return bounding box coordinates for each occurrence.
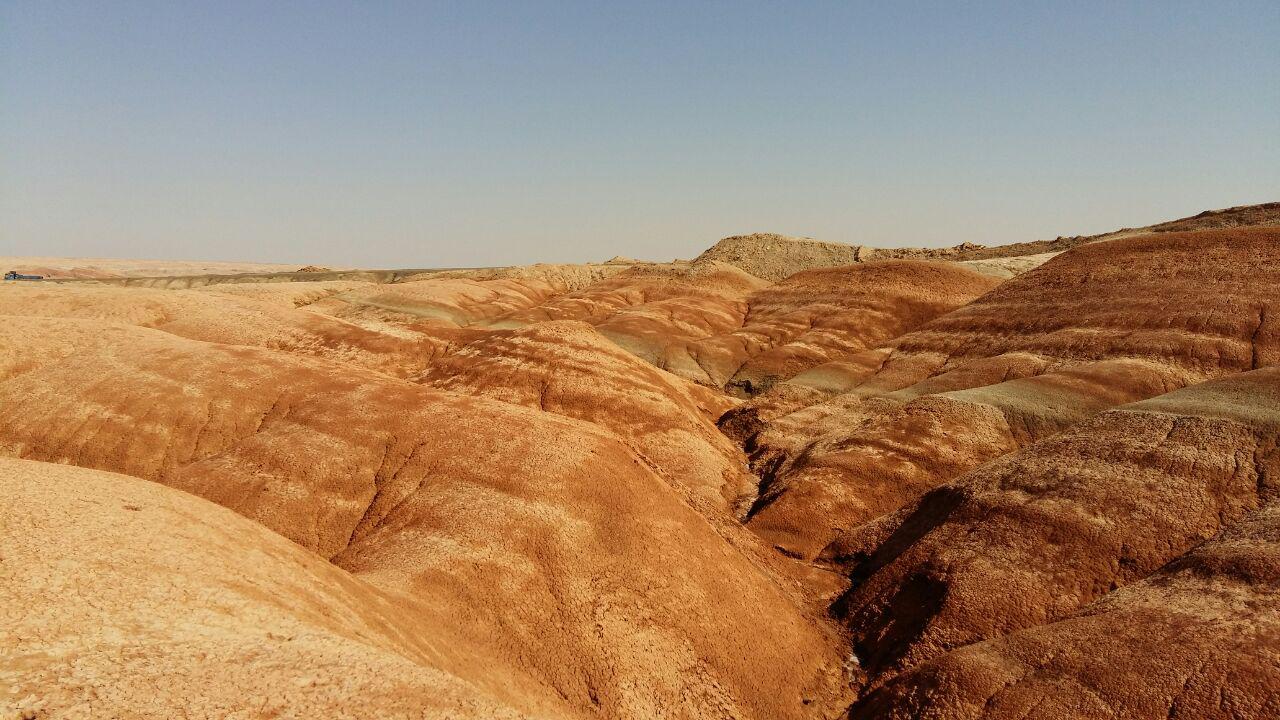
[415,319,754,514]
[0,457,547,719]
[0,317,850,719]
[0,281,443,377]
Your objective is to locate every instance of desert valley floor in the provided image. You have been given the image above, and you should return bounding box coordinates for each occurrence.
[3,203,1280,719]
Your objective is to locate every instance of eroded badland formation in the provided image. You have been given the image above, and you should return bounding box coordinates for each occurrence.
[3,202,1280,719]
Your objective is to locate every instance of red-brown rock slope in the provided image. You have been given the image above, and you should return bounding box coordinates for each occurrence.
[735,229,1280,560]
[843,368,1280,717]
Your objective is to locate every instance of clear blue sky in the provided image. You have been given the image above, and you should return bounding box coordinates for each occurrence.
[3,1,1278,267]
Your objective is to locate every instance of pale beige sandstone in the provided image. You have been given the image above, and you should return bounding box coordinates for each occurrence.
[0,256,310,279]
[0,457,551,720]
[0,282,444,377]
[690,233,870,282]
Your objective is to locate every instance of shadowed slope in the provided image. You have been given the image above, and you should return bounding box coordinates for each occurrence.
[850,502,1280,720]
[834,368,1280,686]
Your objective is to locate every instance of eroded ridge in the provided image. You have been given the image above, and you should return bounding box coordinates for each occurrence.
[3,206,1279,719]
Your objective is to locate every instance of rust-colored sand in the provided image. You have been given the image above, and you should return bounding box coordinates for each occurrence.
[3,203,1279,718]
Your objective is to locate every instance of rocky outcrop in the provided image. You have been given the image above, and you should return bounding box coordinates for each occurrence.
[691,233,869,282]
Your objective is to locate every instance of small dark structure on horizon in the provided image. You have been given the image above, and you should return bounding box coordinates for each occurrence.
[4,271,44,281]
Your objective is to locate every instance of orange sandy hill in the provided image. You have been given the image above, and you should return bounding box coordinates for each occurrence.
[309,263,622,329]
[663,260,1000,395]
[949,199,1280,261]
[0,281,445,377]
[414,320,754,516]
[858,504,1280,719]
[0,457,542,719]
[0,316,850,719]
[2,200,1279,719]
[487,262,768,363]
[333,256,997,399]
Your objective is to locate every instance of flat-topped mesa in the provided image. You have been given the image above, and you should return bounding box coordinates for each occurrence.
[693,201,1280,284]
[692,232,1040,283]
[691,233,872,282]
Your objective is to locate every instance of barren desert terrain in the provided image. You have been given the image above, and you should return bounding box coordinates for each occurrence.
[3,202,1280,719]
